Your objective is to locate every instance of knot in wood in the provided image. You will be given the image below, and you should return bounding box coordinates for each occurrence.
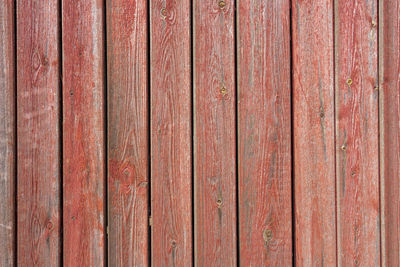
[160,8,167,18]
[263,229,273,243]
[220,86,227,96]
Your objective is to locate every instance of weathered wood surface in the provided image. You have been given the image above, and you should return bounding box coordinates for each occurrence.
[379,0,400,266]
[238,0,292,265]
[292,0,336,266]
[150,0,192,265]
[107,0,149,266]
[4,1,400,265]
[335,0,380,266]
[62,0,106,266]
[17,0,60,266]
[0,1,15,266]
[194,0,236,265]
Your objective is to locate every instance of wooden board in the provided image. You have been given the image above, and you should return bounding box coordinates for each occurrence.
[237,0,292,265]
[150,0,192,265]
[335,0,380,266]
[106,0,149,266]
[62,0,106,266]
[292,0,336,266]
[194,0,236,265]
[379,0,400,265]
[0,1,15,266]
[16,0,61,265]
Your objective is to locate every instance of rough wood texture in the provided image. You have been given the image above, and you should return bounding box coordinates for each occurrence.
[292,0,336,266]
[194,0,236,265]
[150,0,192,265]
[107,0,149,266]
[379,0,400,266]
[62,0,105,266]
[0,1,15,266]
[17,0,60,266]
[238,0,292,265]
[335,0,380,266]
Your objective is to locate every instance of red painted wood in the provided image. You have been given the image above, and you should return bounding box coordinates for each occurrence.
[238,0,292,265]
[150,0,192,265]
[379,1,400,265]
[17,0,61,265]
[292,0,336,266]
[107,0,149,266]
[0,1,15,266]
[194,0,236,265]
[335,0,380,265]
[62,0,106,266]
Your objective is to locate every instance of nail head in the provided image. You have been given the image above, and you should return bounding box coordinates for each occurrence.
[347,78,353,86]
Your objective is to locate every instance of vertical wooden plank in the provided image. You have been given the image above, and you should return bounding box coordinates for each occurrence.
[194,0,236,265]
[0,1,15,266]
[238,0,292,265]
[379,0,400,266]
[335,0,380,266]
[107,0,149,266]
[292,0,336,266]
[150,0,192,266]
[17,0,60,266]
[62,0,105,266]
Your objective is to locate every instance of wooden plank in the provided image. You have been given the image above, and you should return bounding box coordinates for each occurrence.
[237,0,292,265]
[379,0,400,265]
[292,0,336,266]
[62,0,105,266]
[106,0,149,266]
[335,0,380,266]
[16,0,60,266]
[150,0,192,265]
[194,0,236,265]
[0,1,15,266]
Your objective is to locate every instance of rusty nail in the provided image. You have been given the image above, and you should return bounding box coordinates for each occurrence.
[216,198,223,206]
[346,78,353,86]
[341,145,346,151]
[372,20,377,27]
[218,1,226,8]
[374,86,379,91]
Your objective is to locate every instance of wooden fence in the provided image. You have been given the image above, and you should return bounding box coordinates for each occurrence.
[0,0,399,266]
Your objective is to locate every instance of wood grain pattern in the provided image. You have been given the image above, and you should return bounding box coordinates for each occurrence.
[194,0,236,265]
[150,0,192,265]
[107,0,149,266]
[17,0,60,265]
[238,0,292,265]
[0,1,15,266]
[292,0,336,266]
[335,0,380,266]
[62,0,105,266]
[379,0,400,266]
